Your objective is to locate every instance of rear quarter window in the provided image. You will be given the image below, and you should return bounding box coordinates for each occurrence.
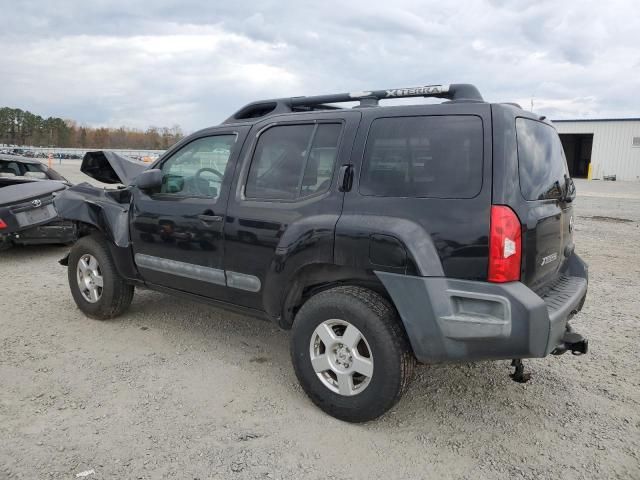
[516,118,568,201]
[359,115,483,198]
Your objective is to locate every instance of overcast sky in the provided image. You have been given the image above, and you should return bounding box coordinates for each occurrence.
[1,0,638,132]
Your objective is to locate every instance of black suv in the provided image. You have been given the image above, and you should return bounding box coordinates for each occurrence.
[57,84,589,422]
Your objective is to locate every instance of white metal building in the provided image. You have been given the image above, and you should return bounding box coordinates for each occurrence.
[553,118,640,181]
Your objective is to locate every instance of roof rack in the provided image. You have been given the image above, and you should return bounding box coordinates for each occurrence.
[223,83,483,124]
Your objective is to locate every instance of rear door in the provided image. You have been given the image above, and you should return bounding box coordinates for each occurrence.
[223,111,360,310]
[513,117,574,292]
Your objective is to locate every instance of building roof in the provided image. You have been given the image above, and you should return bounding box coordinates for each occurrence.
[552,118,640,123]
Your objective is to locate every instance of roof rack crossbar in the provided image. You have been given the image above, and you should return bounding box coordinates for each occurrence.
[224,83,483,123]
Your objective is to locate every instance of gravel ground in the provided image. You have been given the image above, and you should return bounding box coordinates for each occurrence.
[1,165,639,479]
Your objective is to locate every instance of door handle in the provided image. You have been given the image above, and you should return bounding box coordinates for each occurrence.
[198,214,223,223]
[338,164,353,192]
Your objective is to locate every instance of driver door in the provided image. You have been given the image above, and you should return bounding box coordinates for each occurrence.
[130,128,248,298]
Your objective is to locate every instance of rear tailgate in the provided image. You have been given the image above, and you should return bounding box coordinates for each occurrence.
[515,117,574,293]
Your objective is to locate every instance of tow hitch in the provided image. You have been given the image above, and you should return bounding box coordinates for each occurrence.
[510,327,588,383]
[510,359,531,383]
[552,327,589,356]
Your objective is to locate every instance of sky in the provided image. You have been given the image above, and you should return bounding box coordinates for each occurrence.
[1,0,639,132]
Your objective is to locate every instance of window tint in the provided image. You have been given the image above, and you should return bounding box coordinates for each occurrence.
[516,118,568,201]
[246,123,341,200]
[160,135,236,198]
[301,124,342,196]
[360,116,483,198]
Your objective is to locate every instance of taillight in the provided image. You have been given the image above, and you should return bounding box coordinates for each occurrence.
[0,218,7,229]
[488,205,522,283]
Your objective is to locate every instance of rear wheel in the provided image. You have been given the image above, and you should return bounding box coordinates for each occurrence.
[0,236,12,251]
[290,286,415,422]
[68,234,134,319]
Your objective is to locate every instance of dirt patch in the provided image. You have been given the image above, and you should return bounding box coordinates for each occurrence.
[1,174,639,479]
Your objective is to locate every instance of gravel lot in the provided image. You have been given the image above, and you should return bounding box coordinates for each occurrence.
[1,164,639,479]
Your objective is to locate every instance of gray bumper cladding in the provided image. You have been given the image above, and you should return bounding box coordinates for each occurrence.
[376,254,588,363]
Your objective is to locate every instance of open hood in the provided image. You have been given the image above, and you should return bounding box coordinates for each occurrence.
[81,151,148,185]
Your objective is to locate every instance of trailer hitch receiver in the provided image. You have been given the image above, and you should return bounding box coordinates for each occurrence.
[552,329,589,356]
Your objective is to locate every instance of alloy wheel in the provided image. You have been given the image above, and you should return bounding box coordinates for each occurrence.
[309,319,374,396]
[76,254,104,303]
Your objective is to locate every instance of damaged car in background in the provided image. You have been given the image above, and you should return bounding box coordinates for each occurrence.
[0,154,76,250]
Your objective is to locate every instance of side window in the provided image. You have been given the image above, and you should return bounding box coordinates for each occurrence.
[160,135,236,198]
[516,118,568,201]
[245,123,342,200]
[0,161,20,177]
[359,116,483,198]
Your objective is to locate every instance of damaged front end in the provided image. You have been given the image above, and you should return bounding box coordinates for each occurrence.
[53,151,148,247]
[53,183,133,247]
[54,151,148,276]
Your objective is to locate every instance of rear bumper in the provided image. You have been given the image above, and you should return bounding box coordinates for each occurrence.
[2,219,77,245]
[376,254,588,363]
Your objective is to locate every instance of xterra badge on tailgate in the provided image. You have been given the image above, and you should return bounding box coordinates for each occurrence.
[541,252,558,266]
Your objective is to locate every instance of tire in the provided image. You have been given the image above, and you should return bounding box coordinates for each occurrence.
[290,286,415,422]
[0,236,12,251]
[68,234,134,320]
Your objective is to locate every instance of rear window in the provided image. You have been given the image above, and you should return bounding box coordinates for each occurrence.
[0,160,52,179]
[359,115,483,198]
[516,118,568,201]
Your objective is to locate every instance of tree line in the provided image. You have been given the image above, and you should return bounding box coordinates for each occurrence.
[0,107,184,150]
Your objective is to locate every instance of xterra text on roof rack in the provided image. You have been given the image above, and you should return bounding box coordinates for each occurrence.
[56,83,589,422]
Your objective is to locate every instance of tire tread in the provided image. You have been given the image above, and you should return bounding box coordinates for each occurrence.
[291,285,416,422]
[68,234,134,320]
[316,286,415,400]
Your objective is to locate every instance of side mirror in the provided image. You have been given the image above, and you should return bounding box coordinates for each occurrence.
[136,169,163,191]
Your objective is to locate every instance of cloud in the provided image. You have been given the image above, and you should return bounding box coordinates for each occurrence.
[0,0,638,132]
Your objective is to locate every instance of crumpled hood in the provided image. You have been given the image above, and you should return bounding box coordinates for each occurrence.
[81,151,148,185]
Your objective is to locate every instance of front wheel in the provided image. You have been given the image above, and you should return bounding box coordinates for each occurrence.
[290,286,415,422]
[68,234,134,320]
